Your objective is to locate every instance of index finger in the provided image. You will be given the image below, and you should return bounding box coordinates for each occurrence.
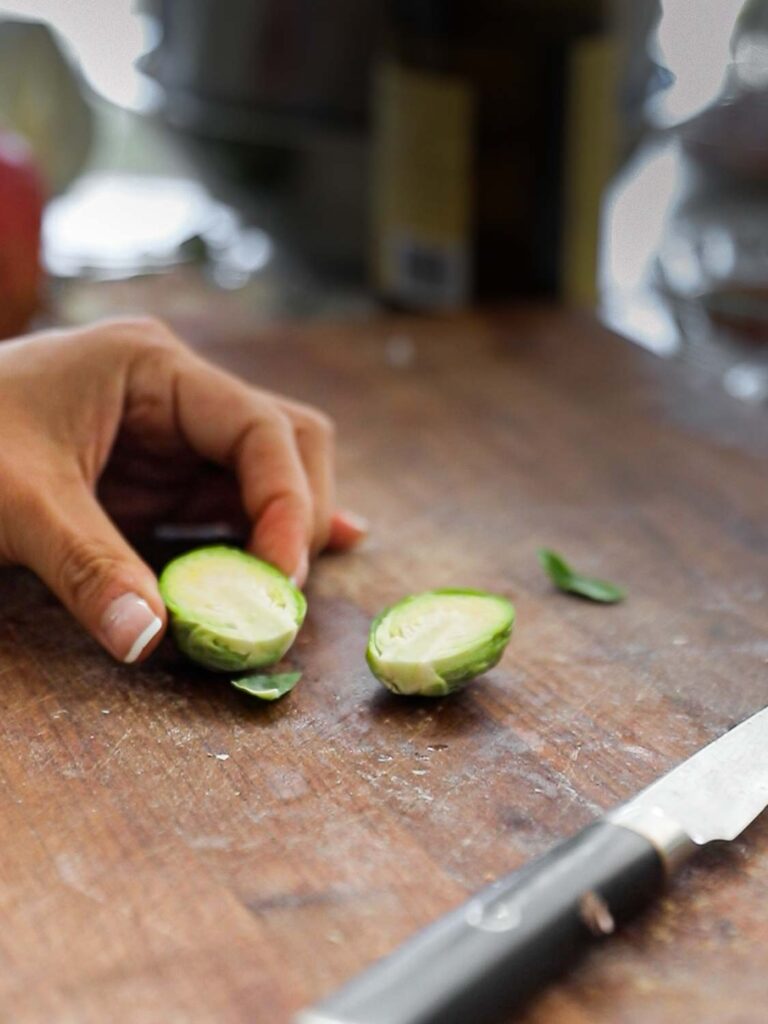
[126,344,314,582]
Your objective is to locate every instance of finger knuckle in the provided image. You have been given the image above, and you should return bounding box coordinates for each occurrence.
[300,408,336,442]
[267,406,295,439]
[57,535,122,607]
[112,316,184,353]
[316,411,336,441]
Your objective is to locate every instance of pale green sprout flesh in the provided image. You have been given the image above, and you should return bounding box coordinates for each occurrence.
[159,546,306,672]
[366,589,515,697]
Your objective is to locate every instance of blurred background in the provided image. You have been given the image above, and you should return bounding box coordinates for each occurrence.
[0,0,766,399]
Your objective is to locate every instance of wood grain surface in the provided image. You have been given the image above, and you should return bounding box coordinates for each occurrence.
[1,308,766,1024]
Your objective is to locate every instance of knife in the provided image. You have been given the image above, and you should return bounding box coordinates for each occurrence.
[296,704,768,1024]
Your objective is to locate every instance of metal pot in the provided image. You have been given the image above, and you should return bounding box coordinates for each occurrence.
[144,0,385,274]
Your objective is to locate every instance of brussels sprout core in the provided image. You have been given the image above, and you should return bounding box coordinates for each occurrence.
[159,546,306,671]
[366,589,514,696]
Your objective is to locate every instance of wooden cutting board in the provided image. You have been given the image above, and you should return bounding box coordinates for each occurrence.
[0,308,766,1023]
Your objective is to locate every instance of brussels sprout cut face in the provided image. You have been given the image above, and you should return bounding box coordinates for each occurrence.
[367,590,514,697]
[159,546,306,672]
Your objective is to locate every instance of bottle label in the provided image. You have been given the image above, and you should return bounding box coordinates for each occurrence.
[372,61,473,310]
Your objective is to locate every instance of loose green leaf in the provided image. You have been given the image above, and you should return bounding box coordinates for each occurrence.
[537,548,626,604]
[232,670,302,701]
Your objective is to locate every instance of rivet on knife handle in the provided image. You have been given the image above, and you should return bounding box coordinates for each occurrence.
[298,703,768,1024]
[296,821,669,1024]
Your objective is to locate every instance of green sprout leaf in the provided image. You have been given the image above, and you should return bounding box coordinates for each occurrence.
[537,549,626,604]
[232,670,303,701]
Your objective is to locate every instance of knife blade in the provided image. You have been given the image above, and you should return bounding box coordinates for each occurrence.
[296,704,768,1024]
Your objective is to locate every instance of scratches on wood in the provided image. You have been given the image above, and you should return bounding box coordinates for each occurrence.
[0,309,765,1023]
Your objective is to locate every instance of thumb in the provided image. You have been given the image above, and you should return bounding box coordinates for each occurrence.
[17,481,166,663]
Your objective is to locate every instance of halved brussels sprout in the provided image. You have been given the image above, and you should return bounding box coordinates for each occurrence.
[159,546,306,672]
[366,589,515,696]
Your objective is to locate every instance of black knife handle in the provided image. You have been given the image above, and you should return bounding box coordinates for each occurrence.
[299,821,666,1024]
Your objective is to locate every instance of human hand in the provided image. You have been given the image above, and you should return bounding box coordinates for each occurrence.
[0,318,366,663]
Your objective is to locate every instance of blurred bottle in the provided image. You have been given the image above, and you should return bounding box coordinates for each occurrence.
[0,131,45,339]
[0,17,93,338]
[370,0,613,310]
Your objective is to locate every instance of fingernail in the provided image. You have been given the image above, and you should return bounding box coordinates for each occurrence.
[100,593,163,664]
[290,549,309,588]
[339,510,369,533]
